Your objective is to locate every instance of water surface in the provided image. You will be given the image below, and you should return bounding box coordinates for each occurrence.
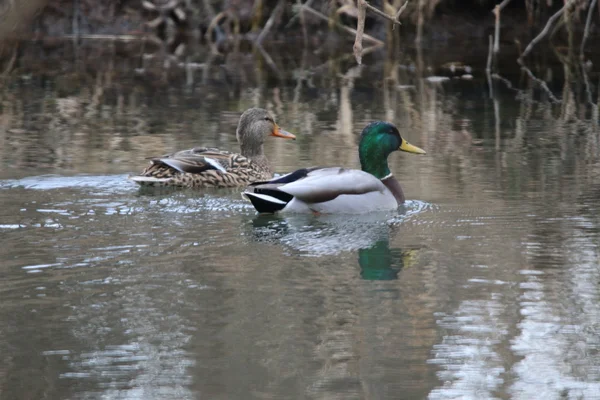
[1,42,600,399]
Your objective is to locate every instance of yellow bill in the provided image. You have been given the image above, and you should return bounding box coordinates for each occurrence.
[399,139,426,154]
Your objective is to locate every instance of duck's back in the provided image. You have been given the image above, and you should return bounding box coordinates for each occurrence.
[129,147,272,188]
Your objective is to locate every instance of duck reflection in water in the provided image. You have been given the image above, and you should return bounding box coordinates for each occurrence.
[358,238,420,281]
[246,212,423,280]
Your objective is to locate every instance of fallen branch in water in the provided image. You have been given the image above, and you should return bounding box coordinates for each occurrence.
[518,3,567,64]
[353,0,408,64]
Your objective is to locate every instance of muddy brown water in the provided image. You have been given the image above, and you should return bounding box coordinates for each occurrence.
[1,43,600,399]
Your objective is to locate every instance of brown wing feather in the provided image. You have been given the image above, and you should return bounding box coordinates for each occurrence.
[133,147,272,188]
[142,148,234,175]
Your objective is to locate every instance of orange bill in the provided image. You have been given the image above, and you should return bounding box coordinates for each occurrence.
[271,125,296,140]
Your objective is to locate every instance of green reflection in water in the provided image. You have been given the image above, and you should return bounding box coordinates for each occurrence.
[358,238,420,280]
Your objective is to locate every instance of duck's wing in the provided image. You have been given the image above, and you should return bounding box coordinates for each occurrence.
[277,167,386,203]
[244,167,386,213]
[146,147,235,174]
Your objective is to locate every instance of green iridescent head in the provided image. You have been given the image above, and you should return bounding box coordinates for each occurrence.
[358,121,426,179]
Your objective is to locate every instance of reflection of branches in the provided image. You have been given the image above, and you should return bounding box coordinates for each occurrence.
[255,45,282,80]
[491,72,564,108]
[2,46,18,77]
[491,73,517,92]
[521,65,561,104]
[581,61,595,107]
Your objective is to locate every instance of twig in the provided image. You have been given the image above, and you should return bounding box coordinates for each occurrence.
[298,0,308,45]
[60,34,149,41]
[285,0,315,29]
[415,0,423,45]
[197,0,215,22]
[486,35,494,98]
[580,0,597,59]
[205,11,227,55]
[256,44,282,80]
[492,0,515,54]
[256,0,286,46]
[72,0,80,42]
[299,4,384,46]
[486,34,493,73]
[363,0,405,26]
[493,5,500,53]
[353,0,367,64]
[2,46,18,78]
[492,0,514,53]
[521,65,561,103]
[395,1,409,20]
[497,0,513,11]
[491,73,517,92]
[353,0,408,64]
[518,4,566,64]
[581,61,595,106]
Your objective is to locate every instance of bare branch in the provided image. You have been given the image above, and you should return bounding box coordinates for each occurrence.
[395,1,409,20]
[298,5,384,46]
[353,0,367,64]
[256,0,285,46]
[285,0,315,29]
[486,34,493,73]
[518,4,566,64]
[352,0,407,64]
[362,0,405,26]
[497,0,513,11]
[580,0,597,59]
[256,44,282,80]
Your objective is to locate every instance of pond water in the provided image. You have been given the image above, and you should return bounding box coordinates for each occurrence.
[1,42,600,399]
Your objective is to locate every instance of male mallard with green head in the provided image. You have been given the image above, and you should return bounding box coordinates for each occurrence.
[243,121,425,213]
[129,108,296,188]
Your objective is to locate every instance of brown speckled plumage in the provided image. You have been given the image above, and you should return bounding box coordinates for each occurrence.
[129,108,295,188]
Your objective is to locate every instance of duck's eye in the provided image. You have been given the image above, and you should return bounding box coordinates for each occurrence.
[264,117,271,121]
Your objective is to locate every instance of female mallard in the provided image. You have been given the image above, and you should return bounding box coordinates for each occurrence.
[243,121,425,213]
[129,108,296,188]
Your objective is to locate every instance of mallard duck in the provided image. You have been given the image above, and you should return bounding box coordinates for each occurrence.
[242,121,425,214]
[129,108,296,188]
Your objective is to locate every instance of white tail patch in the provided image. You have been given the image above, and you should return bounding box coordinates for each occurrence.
[243,191,287,205]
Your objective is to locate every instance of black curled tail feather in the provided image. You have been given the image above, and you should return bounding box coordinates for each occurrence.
[244,192,287,213]
[244,187,295,213]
